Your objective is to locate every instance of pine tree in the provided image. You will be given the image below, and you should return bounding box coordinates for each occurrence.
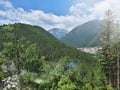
[114,21,120,90]
[99,9,114,86]
[99,10,120,89]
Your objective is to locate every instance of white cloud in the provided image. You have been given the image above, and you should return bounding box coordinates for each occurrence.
[0,0,120,31]
[0,0,92,31]
[91,0,120,20]
[0,0,13,8]
[0,19,12,25]
[107,0,120,19]
[92,1,110,19]
[69,3,88,16]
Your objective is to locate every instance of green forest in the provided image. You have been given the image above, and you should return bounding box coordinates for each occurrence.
[0,10,119,90]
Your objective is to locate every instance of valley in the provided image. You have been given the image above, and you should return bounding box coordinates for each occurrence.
[0,0,120,89]
[0,18,119,89]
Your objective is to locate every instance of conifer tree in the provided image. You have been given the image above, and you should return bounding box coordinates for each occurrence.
[100,10,120,89]
[99,9,114,86]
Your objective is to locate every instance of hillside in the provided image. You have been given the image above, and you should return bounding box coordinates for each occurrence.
[61,20,100,48]
[0,23,111,90]
[48,28,68,39]
[0,23,90,61]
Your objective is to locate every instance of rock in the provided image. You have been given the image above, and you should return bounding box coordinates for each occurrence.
[7,77,11,81]
[7,84,11,89]
[11,84,16,88]
[2,74,19,90]
[20,70,27,75]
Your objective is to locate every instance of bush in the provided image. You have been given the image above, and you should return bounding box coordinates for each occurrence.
[19,72,37,86]
[0,71,4,80]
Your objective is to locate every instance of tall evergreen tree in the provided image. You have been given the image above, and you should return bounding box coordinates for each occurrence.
[99,9,114,86]
[114,21,120,90]
[99,10,120,89]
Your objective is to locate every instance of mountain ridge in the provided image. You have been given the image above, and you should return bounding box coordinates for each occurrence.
[0,23,90,61]
[60,20,100,48]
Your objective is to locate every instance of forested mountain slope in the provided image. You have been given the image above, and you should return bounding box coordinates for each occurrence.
[0,23,90,61]
[0,23,113,90]
[61,20,100,48]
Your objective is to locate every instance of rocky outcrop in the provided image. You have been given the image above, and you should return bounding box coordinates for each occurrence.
[1,75,19,90]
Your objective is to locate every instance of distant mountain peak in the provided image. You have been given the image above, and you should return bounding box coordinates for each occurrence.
[48,28,68,39]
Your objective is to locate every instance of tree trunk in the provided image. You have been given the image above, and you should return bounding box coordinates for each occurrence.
[117,42,120,90]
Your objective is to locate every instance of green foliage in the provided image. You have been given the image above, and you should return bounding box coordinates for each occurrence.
[99,10,120,89]
[0,23,89,61]
[19,72,37,86]
[26,59,43,72]
[106,85,114,90]
[25,43,38,59]
[0,71,4,79]
[72,57,109,90]
[0,23,111,90]
[57,76,77,90]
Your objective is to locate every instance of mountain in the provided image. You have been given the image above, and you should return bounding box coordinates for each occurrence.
[61,20,100,48]
[48,28,68,39]
[0,24,108,90]
[0,23,90,61]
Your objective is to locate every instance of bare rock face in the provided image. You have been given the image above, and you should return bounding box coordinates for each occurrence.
[2,75,19,90]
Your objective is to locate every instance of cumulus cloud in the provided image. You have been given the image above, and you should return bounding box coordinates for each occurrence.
[0,0,13,8]
[91,1,110,19]
[91,0,120,20]
[0,0,81,31]
[0,0,120,31]
[107,0,120,19]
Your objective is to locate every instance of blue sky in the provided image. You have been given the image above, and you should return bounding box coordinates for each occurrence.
[0,0,119,31]
[10,0,85,15]
[10,0,73,15]
[9,0,100,15]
